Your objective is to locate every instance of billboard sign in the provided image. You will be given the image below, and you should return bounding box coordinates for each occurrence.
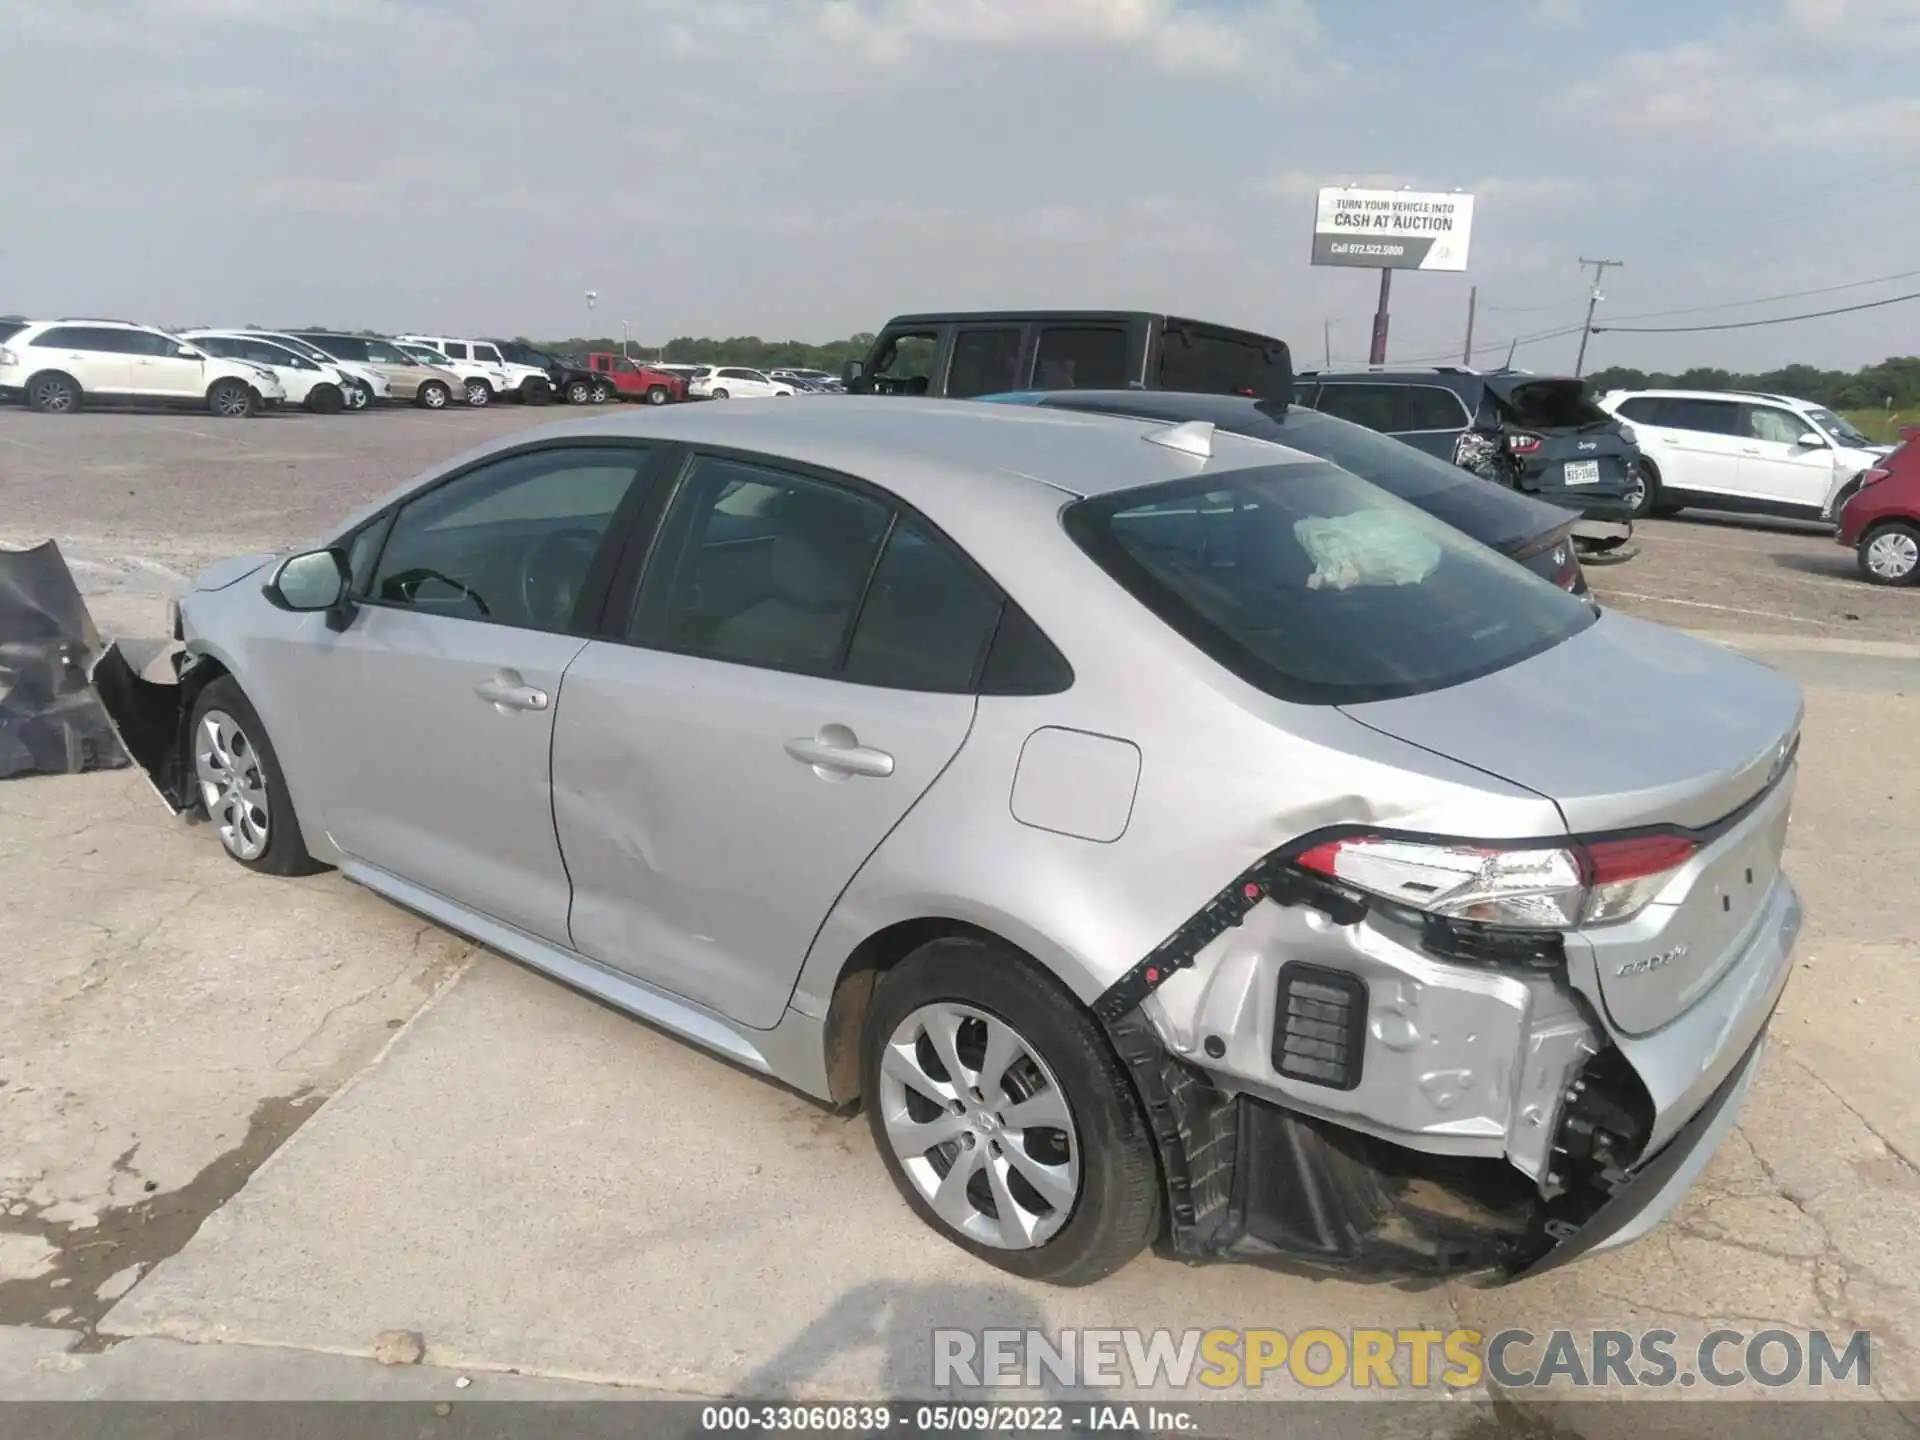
[1311,188,1475,272]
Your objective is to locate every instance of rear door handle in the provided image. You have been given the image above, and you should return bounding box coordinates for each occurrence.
[785,726,894,779]
[474,671,550,712]
[1739,447,1761,456]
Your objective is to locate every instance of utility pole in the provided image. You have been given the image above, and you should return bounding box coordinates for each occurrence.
[1323,318,1334,369]
[584,288,598,341]
[1573,258,1623,378]
[1368,269,1393,366]
[1462,285,1478,367]
[622,320,630,359]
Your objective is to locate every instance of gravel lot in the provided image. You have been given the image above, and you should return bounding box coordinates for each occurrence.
[3,402,1920,1418]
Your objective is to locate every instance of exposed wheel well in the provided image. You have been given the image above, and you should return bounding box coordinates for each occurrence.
[25,369,80,397]
[821,917,1025,1106]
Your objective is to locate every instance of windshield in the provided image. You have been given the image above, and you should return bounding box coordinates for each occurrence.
[1064,462,1594,705]
[1807,408,1872,447]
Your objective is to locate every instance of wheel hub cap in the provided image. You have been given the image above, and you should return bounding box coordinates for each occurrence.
[1869,532,1918,578]
[877,1002,1080,1250]
[195,709,269,861]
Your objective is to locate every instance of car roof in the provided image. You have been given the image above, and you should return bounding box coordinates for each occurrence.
[444,396,1314,505]
[1611,388,1809,406]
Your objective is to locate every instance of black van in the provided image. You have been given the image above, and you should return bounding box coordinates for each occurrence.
[845,311,1293,401]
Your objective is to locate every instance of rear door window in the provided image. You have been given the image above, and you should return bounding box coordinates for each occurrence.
[309,336,369,362]
[1311,384,1409,433]
[843,519,1004,692]
[1064,463,1594,705]
[1031,326,1131,390]
[1663,398,1743,436]
[1614,397,1667,425]
[946,327,1025,398]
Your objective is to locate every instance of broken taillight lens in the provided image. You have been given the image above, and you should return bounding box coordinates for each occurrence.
[1293,830,1699,931]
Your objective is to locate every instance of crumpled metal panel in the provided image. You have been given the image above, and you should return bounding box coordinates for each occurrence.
[0,540,129,779]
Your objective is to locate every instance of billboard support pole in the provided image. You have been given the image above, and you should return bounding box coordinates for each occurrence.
[1368,268,1392,366]
[1463,285,1477,366]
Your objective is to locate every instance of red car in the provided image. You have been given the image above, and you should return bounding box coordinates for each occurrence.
[584,352,685,405]
[1837,426,1920,585]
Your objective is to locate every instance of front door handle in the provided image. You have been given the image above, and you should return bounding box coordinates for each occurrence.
[474,670,549,713]
[785,725,894,779]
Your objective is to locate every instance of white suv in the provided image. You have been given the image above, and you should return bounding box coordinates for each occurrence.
[1598,389,1892,521]
[181,331,355,414]
[398,335,551,403]
[394,341,511,407]
[0,319,286,417]
[687,365,795,399]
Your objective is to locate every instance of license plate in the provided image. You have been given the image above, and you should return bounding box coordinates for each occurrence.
[1564,460,1600,486]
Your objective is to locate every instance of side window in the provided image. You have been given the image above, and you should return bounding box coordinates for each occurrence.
[844,520,1003,692]
[1743,406,1805,445]
[121,331,176,357]
[979,603,1074,695]
[1312,384,1409,433]
[946,327,1025,399]
[70,328,136,354]
[345,513,395,595]
[615,358,638,374]
[1405,386,1469,431]
[369,445,651,632]
[474,344,502,364]
[869,330,940,394]
[1615,397,1663,424]
[1666,399,1742,436]
[442,342,468,360]
[1031,327,1130,390]
[631,457,890,676]
[361,341,410,364]
[315,337,368,362]
[194,336,235,358]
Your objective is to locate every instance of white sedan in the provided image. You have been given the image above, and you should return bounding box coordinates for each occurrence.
[182,331,356,414]
[688,366,795,399]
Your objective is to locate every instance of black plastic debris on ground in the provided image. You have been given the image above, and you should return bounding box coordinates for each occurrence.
[0,540,130,779]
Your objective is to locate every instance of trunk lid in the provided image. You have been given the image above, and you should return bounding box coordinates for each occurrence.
[1338,613,1803,1034]
[1486,376,1639,498]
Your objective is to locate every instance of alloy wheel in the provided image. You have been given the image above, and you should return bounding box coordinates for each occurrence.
[1867,529,1920,581]
[465,380,491,406]
[212,384,253,418]
[566,380,591,404]
[876,1002,1080,1250]
[196,709,270,862]
[422,384,448,409]
[31,377,76,413]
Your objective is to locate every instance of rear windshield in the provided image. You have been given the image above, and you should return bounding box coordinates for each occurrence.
[1494,380,1612,429]
[1064,463,1594,705]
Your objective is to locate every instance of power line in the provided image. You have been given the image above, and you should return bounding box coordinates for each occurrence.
[1603,268,1920,323]
[1594,290,1920,334]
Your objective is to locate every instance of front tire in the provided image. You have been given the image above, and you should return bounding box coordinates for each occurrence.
[208,380,257,419]
[645,384,670,405]
[522,379,553,406]
[417,381,451,410]
[590,381,612,404]
[565,379,592,404]
[343,382,371,410]
[862,938,1161,1286]
[26,371,81,414]
[1859,522,1920,586]
[307,383,345,415]
[189,677,323,876]
[464,378,492,407]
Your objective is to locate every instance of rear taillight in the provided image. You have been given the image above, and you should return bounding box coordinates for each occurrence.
[1547,535,1581,591]
[1507,432,1544,456]
[1293,830,1700,931]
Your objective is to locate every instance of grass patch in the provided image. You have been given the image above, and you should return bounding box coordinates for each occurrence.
[1842,410,1913,444]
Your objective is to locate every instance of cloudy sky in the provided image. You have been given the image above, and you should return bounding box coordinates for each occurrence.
[2,0,1915,373]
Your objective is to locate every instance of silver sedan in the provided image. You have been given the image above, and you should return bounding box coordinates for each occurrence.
[97,397,1803,1284]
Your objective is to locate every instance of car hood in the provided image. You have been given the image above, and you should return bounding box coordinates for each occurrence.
[1337,611,1803,834]
[192,552,275,592]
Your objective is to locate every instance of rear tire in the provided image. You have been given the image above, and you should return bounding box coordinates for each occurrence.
[711,387,730,399]
[1626,459,1659,519]
[26,371,80,414]
[861,937,1161,1286]
[208,380,256,419]
[307,383,344,415]
[590,381,612,403]
[417,381,451,410]
[188,677,324,876]
[1859,521,1920,586]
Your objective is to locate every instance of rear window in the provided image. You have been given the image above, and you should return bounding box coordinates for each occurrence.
[1157,326,1290,399]
[1493,380,1611,429]
[1064,463,1594,705]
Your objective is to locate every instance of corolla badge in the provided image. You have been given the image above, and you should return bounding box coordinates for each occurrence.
[1617,944,1689,978]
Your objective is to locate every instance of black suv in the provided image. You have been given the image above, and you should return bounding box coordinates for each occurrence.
[1295,368,1642,531]
[846,311,1292,401]
[482,339,608,405]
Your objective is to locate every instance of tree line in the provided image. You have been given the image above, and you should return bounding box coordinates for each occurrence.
[1584,356,1920,411]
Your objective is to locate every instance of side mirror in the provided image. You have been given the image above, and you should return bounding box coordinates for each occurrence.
[1794,431,1826,448]
[842,359,865,390]
[174,345,201,359]
[264,548,350,612]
